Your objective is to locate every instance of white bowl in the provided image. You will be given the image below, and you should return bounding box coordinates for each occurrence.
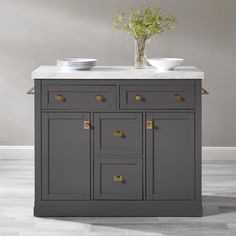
[148,58,184,71]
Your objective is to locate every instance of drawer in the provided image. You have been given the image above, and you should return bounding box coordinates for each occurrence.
[120,84,194,110]
[42,85,117,110]
[94,113,142,155]
[94,158,142,200]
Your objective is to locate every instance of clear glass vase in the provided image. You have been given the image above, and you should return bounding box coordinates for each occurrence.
[135,39,147,69]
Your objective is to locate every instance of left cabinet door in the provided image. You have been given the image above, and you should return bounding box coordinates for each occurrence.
[42,113,90,200]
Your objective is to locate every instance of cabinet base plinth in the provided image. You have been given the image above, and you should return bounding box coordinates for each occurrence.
[34,201,202,217]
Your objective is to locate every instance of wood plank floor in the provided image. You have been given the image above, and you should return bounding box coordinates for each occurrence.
[1,150,236,236]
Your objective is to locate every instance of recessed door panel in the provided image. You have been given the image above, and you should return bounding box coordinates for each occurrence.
[42,113,90,200]
[146,112,195,200]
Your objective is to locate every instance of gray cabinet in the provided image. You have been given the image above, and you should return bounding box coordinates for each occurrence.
[146,112,195,200]
[34,79,202,217]
[41,113,90,200]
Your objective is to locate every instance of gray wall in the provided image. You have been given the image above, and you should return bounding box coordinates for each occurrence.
[0,0,235,146]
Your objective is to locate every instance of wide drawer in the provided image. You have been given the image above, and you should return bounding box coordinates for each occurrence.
[42,85,117,110]
[94,113,142,155]
[94,158,142,200]
[120,84,195,110]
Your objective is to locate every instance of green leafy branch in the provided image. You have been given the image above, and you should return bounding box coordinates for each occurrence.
[113,6,178,41]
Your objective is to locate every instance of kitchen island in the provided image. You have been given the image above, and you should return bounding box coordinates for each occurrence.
[33,66,203,216]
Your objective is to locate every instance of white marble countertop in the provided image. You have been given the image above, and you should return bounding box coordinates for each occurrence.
[32,66,204,80]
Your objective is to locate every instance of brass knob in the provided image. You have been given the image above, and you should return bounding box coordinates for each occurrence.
[83,121,90,130]
[95,95,105,102]
[134,95,144,102]
[172,94,184,102]
[113,175,123,183]
[54,93,65,101]
[113,130,123,137]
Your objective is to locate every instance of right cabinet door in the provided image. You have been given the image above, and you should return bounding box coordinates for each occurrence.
[146,112,195,200]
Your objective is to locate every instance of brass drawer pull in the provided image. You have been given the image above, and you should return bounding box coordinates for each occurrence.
[83,121,90,130]
[54,93,65,101]
[172,94,184,102]
[113,175,123,183]
[146,120,153,129]
[113,130,123,137]
[134,95,144,101]
[95,95,105,102]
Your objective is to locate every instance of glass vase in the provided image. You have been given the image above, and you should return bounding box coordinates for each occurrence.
[135,39,147,69]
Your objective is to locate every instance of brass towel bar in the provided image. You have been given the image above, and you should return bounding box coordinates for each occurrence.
[201,88,209,95]
[26,87,35,95]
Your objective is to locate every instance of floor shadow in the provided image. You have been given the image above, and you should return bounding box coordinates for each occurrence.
[203,195,236,216]
[49,196,236,235]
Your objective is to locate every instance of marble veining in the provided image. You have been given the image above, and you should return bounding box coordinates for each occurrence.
[32,66,204,80]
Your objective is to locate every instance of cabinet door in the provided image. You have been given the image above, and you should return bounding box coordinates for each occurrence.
[146,113,195,200]
[42,113,90,200]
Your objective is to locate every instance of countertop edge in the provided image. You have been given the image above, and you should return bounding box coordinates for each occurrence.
[31,66,204,80]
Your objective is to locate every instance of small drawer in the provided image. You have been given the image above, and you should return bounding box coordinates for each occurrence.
[94,113,142,155]
[42,85,117,110]
[94,158,142,200]
[120,84,194,110]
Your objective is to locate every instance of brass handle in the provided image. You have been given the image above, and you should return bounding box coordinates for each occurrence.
[26,87,35,95]
[83,121,90,130]
[134,95,144,101]
[147,120,153,129]
[113,130,123,137]
[54,93,65,101]
[172,94,183,102]
[113,175,123,183]
[202,88,209,95]
[95,95,105,102]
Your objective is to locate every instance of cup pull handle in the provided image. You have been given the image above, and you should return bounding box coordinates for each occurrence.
[113,175,124,183]
[113,130,123,137]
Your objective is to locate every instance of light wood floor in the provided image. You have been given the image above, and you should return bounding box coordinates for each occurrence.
[1,150,236,236]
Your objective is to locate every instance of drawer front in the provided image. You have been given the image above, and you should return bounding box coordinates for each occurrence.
[94,158,142,200]
[94,113,142,155]
[120,84,194,110]
[42,85,117,110]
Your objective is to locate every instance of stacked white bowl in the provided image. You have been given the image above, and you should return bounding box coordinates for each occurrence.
[57,58,97,70]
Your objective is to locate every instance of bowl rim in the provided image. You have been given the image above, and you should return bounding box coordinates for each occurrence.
[148,58,184,61]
